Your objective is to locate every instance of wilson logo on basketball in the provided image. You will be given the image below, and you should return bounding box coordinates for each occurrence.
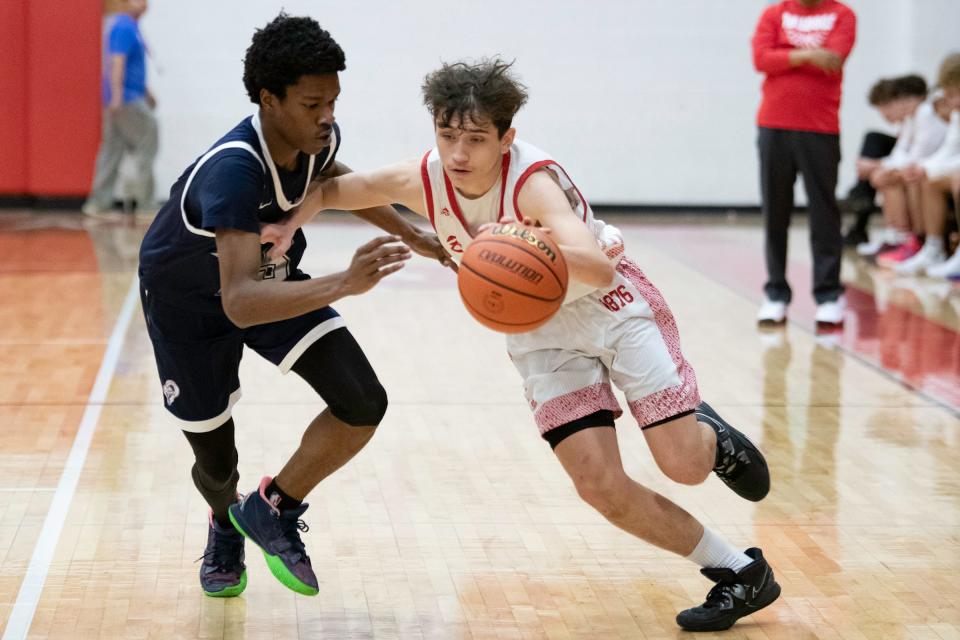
[446,235,464,253]
[490,224,558,264]
[478,248,544,284]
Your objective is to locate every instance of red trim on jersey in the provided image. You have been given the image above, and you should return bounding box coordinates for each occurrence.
[513,160,589,223]
[420,151,436,229]
[496,151,511,221]
[440,151,512,234]
[442,167,469,232]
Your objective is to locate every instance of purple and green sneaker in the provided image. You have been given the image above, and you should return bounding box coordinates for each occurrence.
[228,476,318,596]
[199,509,247,598]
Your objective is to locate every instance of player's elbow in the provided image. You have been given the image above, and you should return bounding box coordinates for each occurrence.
[584,260,615,290]
[220,289,257,329]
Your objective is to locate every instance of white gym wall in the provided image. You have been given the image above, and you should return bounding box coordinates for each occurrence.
[142,0,960,206]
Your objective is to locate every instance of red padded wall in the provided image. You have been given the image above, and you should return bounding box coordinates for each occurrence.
[25,1,103,196]
[0,1,28,194]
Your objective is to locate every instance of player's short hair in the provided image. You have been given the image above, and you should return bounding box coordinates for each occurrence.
[937,52,960,90]
[868,74,927,105]
[243,13,346,104]
[868,79,896,106]
[421,59,529,137]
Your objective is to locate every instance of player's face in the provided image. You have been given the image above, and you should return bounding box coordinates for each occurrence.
[944,86,960,111]
[266,74,340,156]
[435,115,514,197]
[126,0,148,17]
[877,98,912,124]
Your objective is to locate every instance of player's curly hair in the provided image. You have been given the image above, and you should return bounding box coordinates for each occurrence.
[243,13,345,104]
[938,52,960,90]
[422,59,529,137]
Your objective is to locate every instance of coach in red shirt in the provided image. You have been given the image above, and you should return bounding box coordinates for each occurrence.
[752,0,856,327]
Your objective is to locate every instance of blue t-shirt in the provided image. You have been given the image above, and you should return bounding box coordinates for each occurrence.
[102,13,147,104]
[138,117,341,315]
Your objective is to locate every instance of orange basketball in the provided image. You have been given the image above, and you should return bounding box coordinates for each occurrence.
[457,223,568,333]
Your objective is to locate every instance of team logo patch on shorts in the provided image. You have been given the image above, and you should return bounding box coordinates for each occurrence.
[163,380,180,406]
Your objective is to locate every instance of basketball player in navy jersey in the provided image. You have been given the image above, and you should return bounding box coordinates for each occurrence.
[262,59,781,631]
[138,14,449,598]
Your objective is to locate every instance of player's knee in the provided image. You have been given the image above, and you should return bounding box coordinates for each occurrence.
[573,469,631,520]
[331,380,388,427]
[192,461,238,492]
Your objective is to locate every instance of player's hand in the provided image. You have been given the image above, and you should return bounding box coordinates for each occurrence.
[403,228,457,272]
[901,164,926,184]
[342,235,412,295]
[260,221,297,261]
[804,48,842,72]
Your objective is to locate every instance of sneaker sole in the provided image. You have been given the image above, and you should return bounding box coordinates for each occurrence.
[228,508,319,596]
[757,317,787,327]
[677,582,782,631]
[203,570,248,598]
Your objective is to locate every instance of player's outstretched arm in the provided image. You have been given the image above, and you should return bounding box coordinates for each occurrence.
[319,160,453,269]
[261,159,454,270]
[516,170,615,289]
[217,228,410,328]
[315,159,425,215]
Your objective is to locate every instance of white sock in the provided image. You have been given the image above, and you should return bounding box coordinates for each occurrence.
[685,527,752,572]
[924,235,944,252]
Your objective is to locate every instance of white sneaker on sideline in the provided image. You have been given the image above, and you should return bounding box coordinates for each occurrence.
[856,228,902,257]
[926,251,960,279]
[815,296,846,326]
[81,201,123,221]
[893,244,946,275]
[757,298,787,325]
[856,237,887,257]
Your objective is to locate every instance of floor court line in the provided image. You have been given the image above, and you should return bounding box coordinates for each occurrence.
[2,276,140,640]
[0,489,56,493]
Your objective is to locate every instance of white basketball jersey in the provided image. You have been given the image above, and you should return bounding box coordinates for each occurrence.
[420,138,624,303]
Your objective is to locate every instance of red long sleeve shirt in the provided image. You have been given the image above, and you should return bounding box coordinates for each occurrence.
[752,0,857,134]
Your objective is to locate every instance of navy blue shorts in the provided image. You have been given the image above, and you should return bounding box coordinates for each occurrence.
[140,283,344,432]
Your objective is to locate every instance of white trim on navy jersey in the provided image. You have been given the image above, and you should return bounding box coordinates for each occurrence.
[179,141,264,238]
[252,111,324,211]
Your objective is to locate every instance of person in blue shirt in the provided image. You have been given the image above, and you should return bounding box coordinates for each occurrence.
[138,13,450,598]
[83,0,158,217]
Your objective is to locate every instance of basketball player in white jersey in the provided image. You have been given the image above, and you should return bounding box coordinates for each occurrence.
[262,59,780,631]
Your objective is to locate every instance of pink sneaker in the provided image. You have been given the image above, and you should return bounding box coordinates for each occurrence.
[876,236,922,267]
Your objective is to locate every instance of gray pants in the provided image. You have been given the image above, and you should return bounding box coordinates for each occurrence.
[758,126,844,305]
[85,99,158,210]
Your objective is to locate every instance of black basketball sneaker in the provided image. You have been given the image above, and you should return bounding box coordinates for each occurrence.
[676,547,781,631]
[696,402,770,501]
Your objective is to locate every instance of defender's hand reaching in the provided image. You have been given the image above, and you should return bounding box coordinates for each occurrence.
[341,235,412,295]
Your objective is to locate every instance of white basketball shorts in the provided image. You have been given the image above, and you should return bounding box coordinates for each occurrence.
[507,257,701,438]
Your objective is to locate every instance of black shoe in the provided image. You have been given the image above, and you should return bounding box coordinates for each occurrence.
[676,548,781,632]
[838,195,874,215]
[696,402,770,501]
[843,225,869,247]
[198,510,247,597]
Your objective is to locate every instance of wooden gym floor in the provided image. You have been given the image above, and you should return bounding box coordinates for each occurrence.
[0,210,958,639]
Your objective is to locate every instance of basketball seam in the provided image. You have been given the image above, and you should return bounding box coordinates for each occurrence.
[460,239,566,302]
[459,291,553,328]
[459,262,564,303]
[476,238,567,287]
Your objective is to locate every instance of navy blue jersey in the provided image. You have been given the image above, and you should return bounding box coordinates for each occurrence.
[139,114,340,314]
